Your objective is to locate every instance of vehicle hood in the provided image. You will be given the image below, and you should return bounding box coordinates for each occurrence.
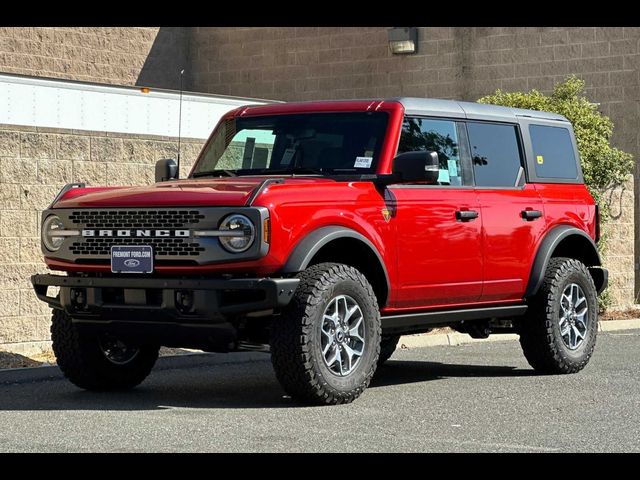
[52,176,337,209]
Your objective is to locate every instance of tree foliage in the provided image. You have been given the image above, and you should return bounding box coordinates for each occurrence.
[478,76,633,207]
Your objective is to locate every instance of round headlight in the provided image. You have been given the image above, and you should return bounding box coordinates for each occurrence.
[218,214,255,253]
[42,215,65,251]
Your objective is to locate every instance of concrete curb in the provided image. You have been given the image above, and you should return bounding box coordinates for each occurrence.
[1,320,638,385]
[0,341,52,357]
[398,319,640,350]
[598,319,640,332]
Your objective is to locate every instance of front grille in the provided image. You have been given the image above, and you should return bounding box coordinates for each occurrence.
[69,210,204,229]
[70,237,206,256]
[68,209,206,258]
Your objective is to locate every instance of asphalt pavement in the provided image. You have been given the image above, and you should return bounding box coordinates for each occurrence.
[0,330,638,452]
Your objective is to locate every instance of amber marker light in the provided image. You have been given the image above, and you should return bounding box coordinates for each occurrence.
[263,218,271,244]
[140,87,151,94]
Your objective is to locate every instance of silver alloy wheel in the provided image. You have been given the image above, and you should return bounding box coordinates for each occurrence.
[320,294,366,376]
[98,335,140,365]
[559,283,589,350]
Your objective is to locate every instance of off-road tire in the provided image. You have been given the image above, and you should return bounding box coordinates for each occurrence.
[378,335,401,366]
[270,263,381,405]
[51,309,160,391]
[519,257,598,374]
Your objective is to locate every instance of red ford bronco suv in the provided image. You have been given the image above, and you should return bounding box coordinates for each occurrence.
[32,98,607,405]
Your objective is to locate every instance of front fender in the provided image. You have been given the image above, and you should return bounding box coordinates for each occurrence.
[281,225,390,296]
[281,226,384,272]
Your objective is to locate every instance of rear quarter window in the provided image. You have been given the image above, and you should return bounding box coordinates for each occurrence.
[529,125,578,179]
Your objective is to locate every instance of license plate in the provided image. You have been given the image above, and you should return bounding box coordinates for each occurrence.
[111,246,153,274]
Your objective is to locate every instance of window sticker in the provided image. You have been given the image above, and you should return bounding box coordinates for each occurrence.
[447,159,458,177]
[354,156,373,168]
[536,155,544,165]
[438,169,450,184]
[281,148,296,165]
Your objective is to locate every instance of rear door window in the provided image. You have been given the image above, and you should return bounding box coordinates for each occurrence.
[467,122,523,187]
[529,125,578,179]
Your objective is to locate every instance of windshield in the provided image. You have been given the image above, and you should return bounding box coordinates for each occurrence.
[191,112,389,177]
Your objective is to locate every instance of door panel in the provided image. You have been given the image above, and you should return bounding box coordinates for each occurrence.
[477,184,546,302]
[391,187,482,307]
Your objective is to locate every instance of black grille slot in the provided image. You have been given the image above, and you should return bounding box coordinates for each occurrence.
[69,210,204,229]
[70,237,206,256]
[68,209,207,258]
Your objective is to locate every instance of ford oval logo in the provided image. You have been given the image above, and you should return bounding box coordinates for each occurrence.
[124,259,140,268]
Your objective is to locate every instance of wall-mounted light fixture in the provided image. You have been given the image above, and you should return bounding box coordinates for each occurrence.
[388,27,418,55]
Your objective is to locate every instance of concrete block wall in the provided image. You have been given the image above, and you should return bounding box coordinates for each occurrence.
[0,124,204,351]
[0,27,636,353]
[189,26,639,308]
[0,27,188,89]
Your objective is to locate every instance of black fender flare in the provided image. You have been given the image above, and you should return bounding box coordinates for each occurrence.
[281,225,391,299]
[525,225,603,298]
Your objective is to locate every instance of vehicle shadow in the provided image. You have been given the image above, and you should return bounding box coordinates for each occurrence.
[0,357,534,412]
[371,360,535,388]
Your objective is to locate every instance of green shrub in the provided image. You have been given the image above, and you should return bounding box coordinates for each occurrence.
[478,75,633,209]
[478,76,634,312]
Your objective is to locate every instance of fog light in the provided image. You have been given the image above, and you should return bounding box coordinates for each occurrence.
[70,288,86,309]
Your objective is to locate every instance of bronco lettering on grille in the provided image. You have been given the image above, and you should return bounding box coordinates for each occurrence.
[81,229,190,237]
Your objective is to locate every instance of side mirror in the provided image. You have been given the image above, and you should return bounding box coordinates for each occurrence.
[392,151,439,184]
[155,159,178,183]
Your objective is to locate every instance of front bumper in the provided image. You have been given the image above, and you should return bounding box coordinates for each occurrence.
[31,274,299,322]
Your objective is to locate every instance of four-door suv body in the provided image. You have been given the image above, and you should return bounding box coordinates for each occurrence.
[32,98,607,404]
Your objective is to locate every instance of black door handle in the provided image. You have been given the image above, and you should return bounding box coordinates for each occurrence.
[456,210,479,222]
[521,209,542,221]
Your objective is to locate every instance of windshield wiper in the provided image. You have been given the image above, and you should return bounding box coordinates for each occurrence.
[194,167,333,178]
[248,167,326,176]
[289,167,325,176]
[192,169,237,178]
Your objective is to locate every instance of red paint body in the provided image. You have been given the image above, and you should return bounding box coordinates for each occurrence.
[48,100,597,315]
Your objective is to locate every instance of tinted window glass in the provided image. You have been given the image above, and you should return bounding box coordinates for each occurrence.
[529,125,578,179]
[398,118,463,186]
[467,122,522,187]
[192,112,388,176]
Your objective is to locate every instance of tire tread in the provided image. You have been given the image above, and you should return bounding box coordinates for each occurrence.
[520,257,597,374]
[270,263,381,405]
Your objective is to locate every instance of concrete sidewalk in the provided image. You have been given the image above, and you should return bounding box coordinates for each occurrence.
[399,318,640,349]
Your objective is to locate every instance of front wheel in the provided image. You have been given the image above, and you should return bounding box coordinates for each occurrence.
[270,263,381,405]
[519,257,598,374]
[51,310,160,391]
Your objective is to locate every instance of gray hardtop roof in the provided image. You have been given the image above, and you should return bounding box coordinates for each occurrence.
[390,97,569,123]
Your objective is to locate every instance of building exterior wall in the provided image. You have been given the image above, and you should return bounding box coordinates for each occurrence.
[0,124,204,351]
[189,26,639,308]
[0,27,188,89]
[0,27,636,354]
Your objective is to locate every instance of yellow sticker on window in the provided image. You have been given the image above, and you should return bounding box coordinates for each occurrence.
[537,155,544,164]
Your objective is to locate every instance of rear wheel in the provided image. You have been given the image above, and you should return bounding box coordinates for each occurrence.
[51,309,160,391]
[519,257,598,374]
[270,263,381,405]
